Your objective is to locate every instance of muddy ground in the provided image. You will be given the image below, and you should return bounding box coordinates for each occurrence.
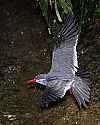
[0,0,100,125]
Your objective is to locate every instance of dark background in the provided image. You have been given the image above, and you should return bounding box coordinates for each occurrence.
[0,0,100,125]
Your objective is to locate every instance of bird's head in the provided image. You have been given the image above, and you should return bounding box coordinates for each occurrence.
[26,77,47,93]
[27,78,47,86]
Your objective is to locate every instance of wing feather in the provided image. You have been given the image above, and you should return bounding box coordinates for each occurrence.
[41,80,70,108]
[48,14,78,79]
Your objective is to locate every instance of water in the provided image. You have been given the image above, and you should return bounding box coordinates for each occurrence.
[0,0,100,125]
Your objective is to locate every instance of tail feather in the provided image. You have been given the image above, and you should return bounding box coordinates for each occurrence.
[72,88,88,108]
[71,88,82,107]
[77,83,90,95]
[71,76,90,108]
[75,86,89,102]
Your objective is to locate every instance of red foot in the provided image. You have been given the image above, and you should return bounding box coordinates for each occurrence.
[69,88,73,95]
[32,89,40,93]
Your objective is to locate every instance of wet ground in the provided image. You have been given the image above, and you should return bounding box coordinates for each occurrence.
[0,0,100,125]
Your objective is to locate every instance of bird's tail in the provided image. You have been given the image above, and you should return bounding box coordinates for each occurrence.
[70,76,90,108]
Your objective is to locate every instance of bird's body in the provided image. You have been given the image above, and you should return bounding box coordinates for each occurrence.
[27,14,90,108]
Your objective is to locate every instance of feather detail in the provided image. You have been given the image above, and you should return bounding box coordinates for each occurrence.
[71,76,90,108]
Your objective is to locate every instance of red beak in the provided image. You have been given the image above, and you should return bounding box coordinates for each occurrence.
[27,79,37,85]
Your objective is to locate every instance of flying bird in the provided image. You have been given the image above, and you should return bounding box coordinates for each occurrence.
[27,14,90,108]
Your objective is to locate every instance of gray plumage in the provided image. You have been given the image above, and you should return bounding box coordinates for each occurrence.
[34,14,90,108]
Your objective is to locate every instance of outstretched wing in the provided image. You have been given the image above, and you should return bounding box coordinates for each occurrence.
[40,87,59,108]
[40,79,70,108]
[48,14,78,79]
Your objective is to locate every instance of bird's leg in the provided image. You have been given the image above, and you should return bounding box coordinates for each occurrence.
[69,88,73,95]
[32,88,40,93]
